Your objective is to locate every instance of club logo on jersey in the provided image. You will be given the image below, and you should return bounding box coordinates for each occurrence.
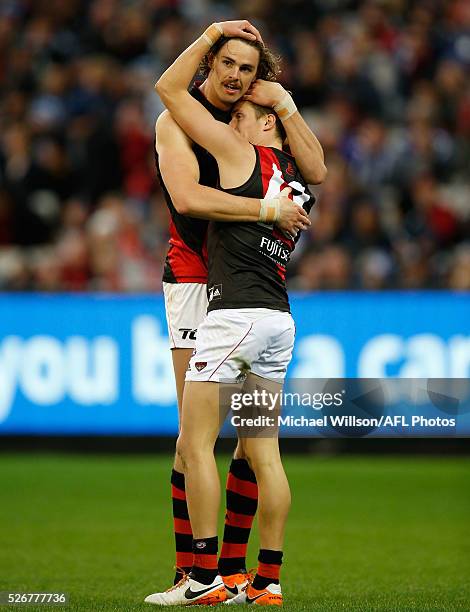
[179,328,197,340]
[208,284,222,302]
[264,161,311,207]
[259,236,290,264]
[195,362,207,372]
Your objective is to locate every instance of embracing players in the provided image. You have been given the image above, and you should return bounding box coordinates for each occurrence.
[154,18,325,598]
[145,21,325,606]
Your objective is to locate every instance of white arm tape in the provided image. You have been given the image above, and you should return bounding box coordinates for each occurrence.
[202,23,223,47]
[273,93,297,121]
[259,197,280,223]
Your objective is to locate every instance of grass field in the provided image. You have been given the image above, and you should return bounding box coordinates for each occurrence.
[1,453,469,611]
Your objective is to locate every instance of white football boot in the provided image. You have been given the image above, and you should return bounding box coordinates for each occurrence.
[145,573,227,606]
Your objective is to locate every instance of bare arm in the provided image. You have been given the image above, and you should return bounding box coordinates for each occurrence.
[281,112,327,184]
[156,111,309,232]
[244,80,327,184]
[157,111,258,221]
[155,22,256,162]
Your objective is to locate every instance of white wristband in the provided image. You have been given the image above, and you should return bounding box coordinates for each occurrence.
[273,93,297,121]
[259,197,280,223]
[202,23,223,47]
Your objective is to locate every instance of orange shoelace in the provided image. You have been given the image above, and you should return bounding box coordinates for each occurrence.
[240,568,257,591]
[165,567,189,592]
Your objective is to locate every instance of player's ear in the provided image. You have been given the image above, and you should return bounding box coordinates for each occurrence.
[264,113,277,132]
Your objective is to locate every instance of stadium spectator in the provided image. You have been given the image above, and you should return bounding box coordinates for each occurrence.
[0,0,468,292]
[447,243,470,290]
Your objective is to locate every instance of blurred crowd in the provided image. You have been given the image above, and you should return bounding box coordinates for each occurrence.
[0,0,469,292]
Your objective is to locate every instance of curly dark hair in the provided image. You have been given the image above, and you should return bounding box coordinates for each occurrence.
[199,37,281,82]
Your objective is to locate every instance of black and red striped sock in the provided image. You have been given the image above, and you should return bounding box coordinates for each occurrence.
[191,536,218,584]
[171,469,193,584]
[218,458,258,576]
[252,549,283,590]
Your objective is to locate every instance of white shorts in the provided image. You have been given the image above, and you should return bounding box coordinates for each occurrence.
[163,282,208,349]
[186,308,295,383]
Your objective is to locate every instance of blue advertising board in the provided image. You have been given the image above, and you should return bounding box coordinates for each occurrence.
[0,293,468,436]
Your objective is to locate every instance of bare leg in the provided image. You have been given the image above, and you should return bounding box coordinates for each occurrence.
[243,436,290,550]
[177,380,222,538]
[238,373,290,551]
[171,348,193,471]
[169,348,194,579]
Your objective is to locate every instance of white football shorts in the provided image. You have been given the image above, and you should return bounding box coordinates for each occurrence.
[163,282,208,349]
[185,308,295,383]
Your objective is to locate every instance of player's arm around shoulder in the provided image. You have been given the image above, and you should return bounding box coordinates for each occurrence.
[244,80,327,185]
[156,111,290,226]
[155,111,200,215]
[157,87,249,171]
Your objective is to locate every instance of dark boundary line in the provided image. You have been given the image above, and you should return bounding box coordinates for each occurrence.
[0,436,469,455]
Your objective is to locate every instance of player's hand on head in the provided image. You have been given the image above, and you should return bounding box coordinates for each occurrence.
[217,20,263,43]
[276,187,311,235]
[243,80,286,108]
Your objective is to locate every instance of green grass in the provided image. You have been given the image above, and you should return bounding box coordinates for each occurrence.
[0,454,469,611]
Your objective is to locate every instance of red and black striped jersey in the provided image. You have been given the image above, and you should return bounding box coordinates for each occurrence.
[207,145,314,313]
[156,86,231,283]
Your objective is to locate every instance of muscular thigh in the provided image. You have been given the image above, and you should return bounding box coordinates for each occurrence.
[179,381,222,450]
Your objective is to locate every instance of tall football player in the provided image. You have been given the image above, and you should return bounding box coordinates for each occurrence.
[154,18,326,599]
[145,23,322,606]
